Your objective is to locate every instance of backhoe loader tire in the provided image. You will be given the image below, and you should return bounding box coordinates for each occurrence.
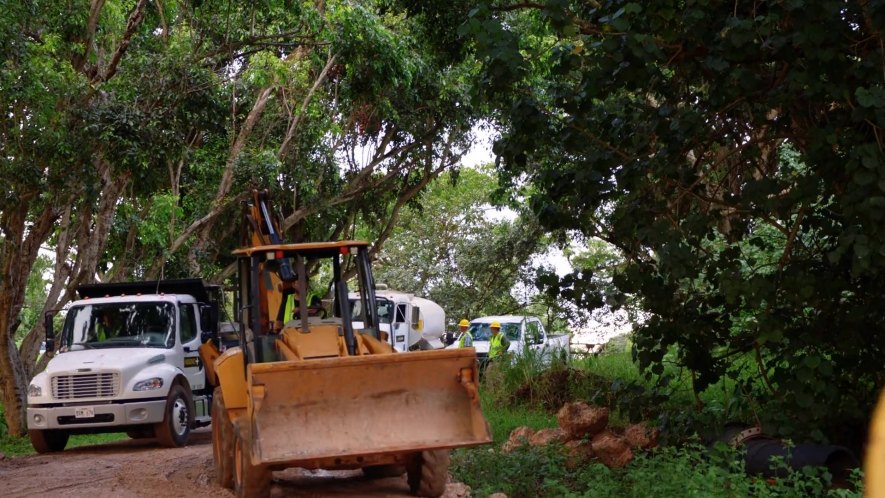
[212,387,235,489]
[234,423,271,498]
[29,429,69,453]
[154,384,193,448]
[362,464,406,478]
[407,449,450,497]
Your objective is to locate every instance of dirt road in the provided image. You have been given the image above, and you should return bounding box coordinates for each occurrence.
[0,429,472,498]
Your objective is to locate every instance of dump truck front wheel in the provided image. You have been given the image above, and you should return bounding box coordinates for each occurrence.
[126,428,154,439]
[29,429,69,453]
[407,450,450,497]
[212,387,235,488]
[234,424,271,498]
[155,384,193,447]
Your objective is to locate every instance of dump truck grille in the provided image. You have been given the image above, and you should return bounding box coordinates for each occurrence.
[52,373,120,399]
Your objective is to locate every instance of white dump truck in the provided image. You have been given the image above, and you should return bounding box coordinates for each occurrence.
[350,286,446,352]
[26,279,221,453]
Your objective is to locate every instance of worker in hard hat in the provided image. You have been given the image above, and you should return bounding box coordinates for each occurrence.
[457,319,473,348]
[488,321,510,360]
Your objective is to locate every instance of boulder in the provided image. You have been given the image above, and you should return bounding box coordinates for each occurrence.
[557,401,609,440]
[488,494,508,498]
[529,427,566,447]
[443,482,472,498]
[563,439,595,470]
[502,426,535,453]
[623,422,659,450]
[591,431,633,469]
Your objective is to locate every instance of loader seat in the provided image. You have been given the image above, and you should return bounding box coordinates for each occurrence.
[282,325,342,359]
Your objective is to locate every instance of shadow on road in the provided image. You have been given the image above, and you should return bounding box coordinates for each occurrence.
[63,427,213,455]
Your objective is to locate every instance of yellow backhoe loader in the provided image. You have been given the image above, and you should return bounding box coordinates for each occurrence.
[199,193,491,497]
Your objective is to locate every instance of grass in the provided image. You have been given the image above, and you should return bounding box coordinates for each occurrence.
[0,432,128,457]
[452,441,864,498]
[578,350,643,383]
[480,392,557,444]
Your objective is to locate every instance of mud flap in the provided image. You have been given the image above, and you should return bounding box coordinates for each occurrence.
[246,348,491,467]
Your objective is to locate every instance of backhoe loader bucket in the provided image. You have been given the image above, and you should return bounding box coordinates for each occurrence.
[245,348,491,468]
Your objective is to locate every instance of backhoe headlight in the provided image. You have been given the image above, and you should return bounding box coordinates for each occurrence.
[133,377,163,391]
[28,384,42,397]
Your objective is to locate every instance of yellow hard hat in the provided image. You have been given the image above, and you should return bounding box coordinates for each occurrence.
[490,321,501,329]
[459,319,470,327]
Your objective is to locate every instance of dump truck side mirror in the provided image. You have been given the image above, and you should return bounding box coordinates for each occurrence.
[200,303,219,342]
[44,312,55,357]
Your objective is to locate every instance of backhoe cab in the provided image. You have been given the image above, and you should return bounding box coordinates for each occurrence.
[207,238,491,497]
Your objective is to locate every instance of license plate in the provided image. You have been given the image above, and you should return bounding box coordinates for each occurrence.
[74,407,95,418]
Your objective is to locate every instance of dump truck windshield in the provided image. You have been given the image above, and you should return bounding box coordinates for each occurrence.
[62,302,176,350]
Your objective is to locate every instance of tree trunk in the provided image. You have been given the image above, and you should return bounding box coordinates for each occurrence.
[0,200,60,436]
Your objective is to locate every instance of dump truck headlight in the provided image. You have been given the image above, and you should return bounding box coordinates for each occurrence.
[28,384,42,397]
[133,377,163,391]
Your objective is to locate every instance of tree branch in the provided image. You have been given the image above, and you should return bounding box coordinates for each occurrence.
[97,0,149,83]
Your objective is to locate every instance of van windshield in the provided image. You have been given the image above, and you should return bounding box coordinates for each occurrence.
[469,322,520,341]
[62,302,176,350]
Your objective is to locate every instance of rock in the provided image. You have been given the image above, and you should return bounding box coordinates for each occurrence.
[529,427,566,447]
[502,426,535,453]
[563,439,594,470]
[443,482,473,498]
[557,401,609,440]
[591,431,634,469]
[488,493,508,498]
[624,422,659,450]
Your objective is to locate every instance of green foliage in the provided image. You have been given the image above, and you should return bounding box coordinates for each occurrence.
[482,343,573,410]
[479,394,557,445]
[434,0,885,446]
[452,442,864,498]
[15,256,53,342]
[373,168,551,321]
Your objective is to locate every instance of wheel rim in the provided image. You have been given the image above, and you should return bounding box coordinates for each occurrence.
[171,397,188,436]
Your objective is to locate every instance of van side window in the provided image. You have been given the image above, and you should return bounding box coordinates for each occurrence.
[180,304,197,343]
[411,307,421,328]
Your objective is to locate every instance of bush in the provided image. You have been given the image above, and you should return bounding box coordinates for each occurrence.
[451,442,864,498]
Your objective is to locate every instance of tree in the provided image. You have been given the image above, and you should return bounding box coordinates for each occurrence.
[374,167,550,324]
[0,0,484,436]
[443,0,885,443]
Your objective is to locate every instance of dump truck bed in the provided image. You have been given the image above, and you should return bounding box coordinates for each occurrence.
[245,347,490,469]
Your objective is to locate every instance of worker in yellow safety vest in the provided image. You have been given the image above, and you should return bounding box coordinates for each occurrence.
[457,319,473,348]
[488,321,510,359]
[94,312,114,342]
[283,291,327,325]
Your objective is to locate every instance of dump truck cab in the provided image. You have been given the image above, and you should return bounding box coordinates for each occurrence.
[27,279,220,453]
[209,240,491,497]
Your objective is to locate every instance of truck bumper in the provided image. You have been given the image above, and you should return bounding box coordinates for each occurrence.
[27,399,167,430]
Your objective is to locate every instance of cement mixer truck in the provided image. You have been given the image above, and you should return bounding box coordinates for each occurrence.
[350,286,446,352]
